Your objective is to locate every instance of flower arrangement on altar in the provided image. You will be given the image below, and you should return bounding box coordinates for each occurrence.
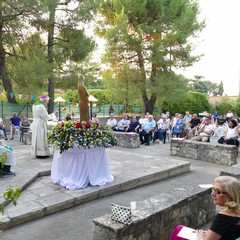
[48,121,118,153]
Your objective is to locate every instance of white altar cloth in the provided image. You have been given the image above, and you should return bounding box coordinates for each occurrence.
[0,144,15,165]
[51,147,114,190]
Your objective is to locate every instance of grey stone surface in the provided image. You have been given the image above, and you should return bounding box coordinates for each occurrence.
[0,136,239,240]
[93,187,215,240]
[220,163,240,179]
[114,132,140,148]
[0,137,189,231]
[170,139,238,165]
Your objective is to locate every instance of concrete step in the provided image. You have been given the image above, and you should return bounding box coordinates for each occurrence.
[0,149,190,231]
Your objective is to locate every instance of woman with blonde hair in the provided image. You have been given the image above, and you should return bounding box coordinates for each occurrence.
[170,175,240,240]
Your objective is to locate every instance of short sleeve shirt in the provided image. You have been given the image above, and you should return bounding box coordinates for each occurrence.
[210,213,240,240]
[10,117,21,126]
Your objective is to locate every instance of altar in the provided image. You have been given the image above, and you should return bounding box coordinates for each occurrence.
[51,146,114,190]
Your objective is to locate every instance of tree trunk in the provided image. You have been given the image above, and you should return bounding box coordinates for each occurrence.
[47,4,56,114]
[0,16,17,103]
[136,48,156,114]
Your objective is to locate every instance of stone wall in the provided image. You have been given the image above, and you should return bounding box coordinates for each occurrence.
[114,132,140,148]
[170,140,237,166]
[93,186,215,240]
[220,163,240,180]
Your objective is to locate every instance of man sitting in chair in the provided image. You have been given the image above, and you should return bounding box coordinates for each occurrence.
[139,115,156,146]
[153,114,170,144]
[9,112,21,140]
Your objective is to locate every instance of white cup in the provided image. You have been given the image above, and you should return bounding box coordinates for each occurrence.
[130,201,137,210]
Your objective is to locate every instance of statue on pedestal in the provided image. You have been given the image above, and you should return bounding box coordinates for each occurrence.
[77,74,89,122]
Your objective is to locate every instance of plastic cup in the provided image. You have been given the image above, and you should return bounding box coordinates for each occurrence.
[130,201,137,210]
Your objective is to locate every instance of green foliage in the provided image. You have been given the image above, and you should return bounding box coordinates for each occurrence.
[0,152,8,169]
[97,0,205,112]
[189,76,224,96]
[7,33,52,95]
[48,121,118,153]
[1,187,21,215]
[161,91,210,115]
[215,97,236,115]
[235,98,240,116]
[57,28,95,62]
[102,65,142,106]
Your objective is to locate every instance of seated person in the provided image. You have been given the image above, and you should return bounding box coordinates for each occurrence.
[153,114,170,144]
[114,113,130,131]
[53,111,60,121]
[9,112,21,140]
[191,115,214,142]
[126,115,141,133]
[0,117,8,140]
[214,114,226,137]
[65,113,72,121]
[20,114,31,134]
[170,176,240,240]
[139,113,148,128]
[218,119,239,147]
[139,115,156,146]
[91,112,99,122]
[184,113,200,138]
[171,114,185,137]
[106,113,117,129]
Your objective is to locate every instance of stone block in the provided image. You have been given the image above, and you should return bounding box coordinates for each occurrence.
[114,132,140,148]
[170,140,237,165]
[92,186,215,240]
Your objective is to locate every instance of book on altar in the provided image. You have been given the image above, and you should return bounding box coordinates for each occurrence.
[177,226,198,240]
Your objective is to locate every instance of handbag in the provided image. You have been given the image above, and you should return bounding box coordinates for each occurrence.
[111,203,132,225]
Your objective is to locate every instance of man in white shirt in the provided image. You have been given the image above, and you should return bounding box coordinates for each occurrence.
[106,113,117,129]
[154,115,170,144]
[226,110,233,122]
[139,115,156,145]
[0,117,8,140]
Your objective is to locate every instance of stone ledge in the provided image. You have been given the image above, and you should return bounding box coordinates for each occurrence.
[114,132,140,148]
[220,163,240,179]
[92,185,215,240]
[170,140,237,166]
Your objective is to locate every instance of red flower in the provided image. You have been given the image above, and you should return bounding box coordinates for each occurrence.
[61,122,65,127]
[75,123,83,129]
[95,122,99,126]
[85,123,91,128]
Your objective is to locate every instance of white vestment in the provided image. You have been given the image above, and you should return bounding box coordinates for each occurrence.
[31,103,51,156]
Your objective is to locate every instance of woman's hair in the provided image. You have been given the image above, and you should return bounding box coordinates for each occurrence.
[229,119,238,128]
[215,176,240,212]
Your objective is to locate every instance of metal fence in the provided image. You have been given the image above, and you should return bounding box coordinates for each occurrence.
[0,101,161,119]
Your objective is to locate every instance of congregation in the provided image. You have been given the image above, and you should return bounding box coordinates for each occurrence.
[105,110,240,147]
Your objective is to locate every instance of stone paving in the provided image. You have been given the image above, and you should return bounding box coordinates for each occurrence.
[0,137,191,230]
[0,136,239,239]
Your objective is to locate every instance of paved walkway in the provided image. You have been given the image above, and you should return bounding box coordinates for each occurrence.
[0,136,239,239]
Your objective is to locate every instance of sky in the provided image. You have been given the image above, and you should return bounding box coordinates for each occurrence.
[93,0,240,96]
[178,0,240,96]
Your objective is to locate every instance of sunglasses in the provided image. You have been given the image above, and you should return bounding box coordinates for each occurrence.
[212,187,228,195]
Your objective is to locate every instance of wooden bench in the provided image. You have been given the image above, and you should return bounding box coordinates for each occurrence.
[114,132,140,148]
[93,184,215,240]
[170,139,238,166]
